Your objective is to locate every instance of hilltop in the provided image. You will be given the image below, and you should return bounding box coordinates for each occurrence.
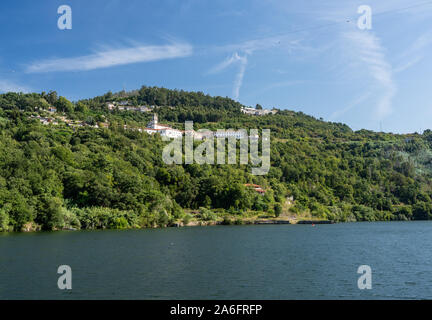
[0,86,432,232]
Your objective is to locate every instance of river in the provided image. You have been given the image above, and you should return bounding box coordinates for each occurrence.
[1,221,431,299]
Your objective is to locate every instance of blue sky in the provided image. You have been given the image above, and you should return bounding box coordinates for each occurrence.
[1,0,432,133]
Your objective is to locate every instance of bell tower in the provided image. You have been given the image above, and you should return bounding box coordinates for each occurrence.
[148,113,158,129]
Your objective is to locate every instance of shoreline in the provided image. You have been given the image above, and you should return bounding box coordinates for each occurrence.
[4,219,432,234]
[2,218,335,234]
[178,218,334,227]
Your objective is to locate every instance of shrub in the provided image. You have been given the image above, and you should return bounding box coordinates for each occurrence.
[0,207,10,232]
[274,203,283,217]
[199,207,216,221]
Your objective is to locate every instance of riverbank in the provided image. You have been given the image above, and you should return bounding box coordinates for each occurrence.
[174,214,333,227]
[175,207,334,227]
[3,214,334,233]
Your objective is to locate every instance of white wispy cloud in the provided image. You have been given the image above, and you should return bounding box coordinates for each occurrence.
[343,30,396,120]
[219,36,303,55]
[208,53,242,74]
[0,80,31,93]
[210,52,248,100]
[329,92,372,121]
[298,0,432,23]
[394,56,423,74]
[25,42,193,73]
[394,30,432,73]
[233,55,248,100]
[206,30,315,101]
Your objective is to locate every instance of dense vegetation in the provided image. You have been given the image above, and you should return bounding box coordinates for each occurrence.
[1,86,432,232]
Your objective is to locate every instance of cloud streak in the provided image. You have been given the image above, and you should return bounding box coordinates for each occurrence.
[232,54,247,100]
[25,42,193,73]
[329,92,372,121]
[218,35,304,55]
[343,30,396,120]
[210,52,247,100]
[394,30,432,73]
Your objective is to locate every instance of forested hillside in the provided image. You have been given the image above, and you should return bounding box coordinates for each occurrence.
[1,86,432,232]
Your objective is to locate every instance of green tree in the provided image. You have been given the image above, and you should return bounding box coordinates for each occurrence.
[56,96,74,113]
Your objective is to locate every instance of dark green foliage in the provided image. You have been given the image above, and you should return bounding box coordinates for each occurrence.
[274,203,283,217]
[1,87,432,231]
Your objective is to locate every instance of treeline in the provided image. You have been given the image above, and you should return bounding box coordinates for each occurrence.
[82,86,244,111]
[1,88,432,232]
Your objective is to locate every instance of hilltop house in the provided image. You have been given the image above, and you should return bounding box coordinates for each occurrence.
[107,102,151,113]
[244,184,266,195]
[144,114,183,138]
[142,114,253,140]
[214,130,246,139]
[241,107,277,116]
[191,130,213,141]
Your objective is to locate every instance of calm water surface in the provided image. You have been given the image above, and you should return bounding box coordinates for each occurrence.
[1,222,432,299]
